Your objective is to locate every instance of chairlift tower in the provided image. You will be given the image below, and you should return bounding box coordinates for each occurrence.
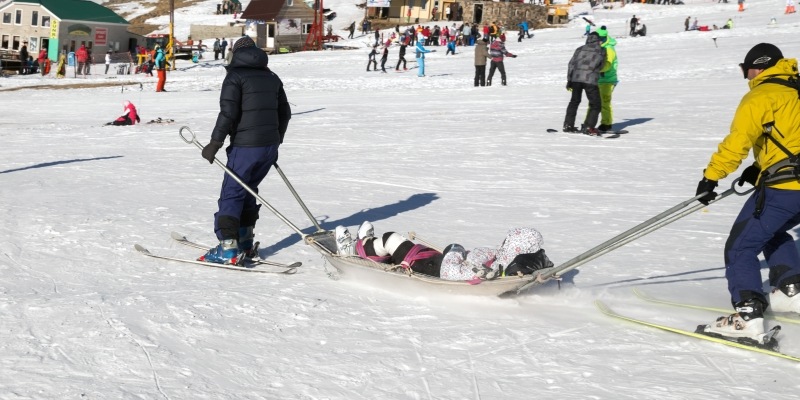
[303,0,324,51]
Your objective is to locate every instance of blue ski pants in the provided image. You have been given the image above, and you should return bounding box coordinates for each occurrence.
[214,144,279,241]
[724,187,800,306]
[418,57,425,77]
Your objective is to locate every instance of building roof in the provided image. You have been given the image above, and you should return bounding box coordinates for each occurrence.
[241,0,284,22]
[7,0,129,24]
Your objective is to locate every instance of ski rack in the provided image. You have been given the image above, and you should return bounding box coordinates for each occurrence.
[179,127,335,256]
[502,180,755,297]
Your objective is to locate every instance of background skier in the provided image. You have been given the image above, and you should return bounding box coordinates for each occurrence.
[106,100,141,126]
[487,34,517,86]
[563,32,605,135]
[415,34,433,77]
[596,27,619,132]
[473,37,490,86]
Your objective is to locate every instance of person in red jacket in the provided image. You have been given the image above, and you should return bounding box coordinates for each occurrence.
[75,44,88,75]
[106,101,141,126]
[37,48,47,76]
[487,34,517,86]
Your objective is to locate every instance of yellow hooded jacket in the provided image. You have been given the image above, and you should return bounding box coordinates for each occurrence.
[704,58,800,190]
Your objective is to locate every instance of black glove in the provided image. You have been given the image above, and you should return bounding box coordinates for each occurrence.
[695,177,718,205]
[738,164,760,187]
[566,81,573,91]
[512,54,518,58]
[201,140,224,164]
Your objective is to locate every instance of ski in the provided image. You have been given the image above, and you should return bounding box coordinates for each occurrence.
[134,244,298,274]
[546,128,625,139]
[595,300,800,362]
[170,231,302,269]
[633,288,800,325]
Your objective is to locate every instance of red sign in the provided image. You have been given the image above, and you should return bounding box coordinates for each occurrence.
[94,28,107,45]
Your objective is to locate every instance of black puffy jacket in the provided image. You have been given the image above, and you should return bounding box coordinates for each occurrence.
[211,46,291,146]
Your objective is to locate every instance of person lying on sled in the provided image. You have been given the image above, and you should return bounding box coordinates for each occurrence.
[335,223,554,281]
[106,100,141,126]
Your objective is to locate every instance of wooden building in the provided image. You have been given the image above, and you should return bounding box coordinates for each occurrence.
[241,0,317,52]
[0,0,140,61]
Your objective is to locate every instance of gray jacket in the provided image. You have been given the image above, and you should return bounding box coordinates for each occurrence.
[474,42,490,66]
[567,34,606,85]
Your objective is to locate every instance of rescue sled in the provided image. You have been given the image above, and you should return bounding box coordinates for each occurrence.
[303,229,541,297]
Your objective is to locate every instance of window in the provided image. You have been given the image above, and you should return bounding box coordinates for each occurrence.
[15,9,21,24]
[42,16,50,27]
[31,11,37,26]
[1,35,8,49]
[287,0,293,6]
[3,12,10,24]
[302,23,312,34]
[12,35,20,50]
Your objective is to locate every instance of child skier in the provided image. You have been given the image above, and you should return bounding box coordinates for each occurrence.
[380,44,389,73]
[106,100,141,126]
[367,45,378,71]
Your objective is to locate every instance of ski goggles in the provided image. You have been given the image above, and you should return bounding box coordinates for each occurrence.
[738,63,749,79]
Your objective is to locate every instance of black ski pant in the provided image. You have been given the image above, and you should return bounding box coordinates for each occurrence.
[396,56,406,70]
[474,65,486,86]
[564,82,601,129]
[487,61,506,86]
[367,59,377,71]
[380,58,387,72]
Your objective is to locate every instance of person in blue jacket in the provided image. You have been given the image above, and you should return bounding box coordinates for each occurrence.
[445,38,456,55]
[517,20,530,42]
[415,34,434,77]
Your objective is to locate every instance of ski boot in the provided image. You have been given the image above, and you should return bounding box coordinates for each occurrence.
[335,225,355,256]
[357,221,375,240]
[563,125,580,133]
[238,226,258,259]
[700,299,766,341]
[598,124,613,132]
[770,283,800,313]
[582,125,600,136]
[199,239,245,265]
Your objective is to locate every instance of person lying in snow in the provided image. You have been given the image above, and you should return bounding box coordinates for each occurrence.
[334,222,554,281]
[105,100,141,126]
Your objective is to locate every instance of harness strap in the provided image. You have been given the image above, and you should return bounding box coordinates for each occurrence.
[355,239,391,264]
[399,244,440,271]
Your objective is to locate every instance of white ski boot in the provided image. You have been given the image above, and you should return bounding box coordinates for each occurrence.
[769,283,800,313]
[335,226,355,256]
[701,299,766,342]
[357,221,375,240]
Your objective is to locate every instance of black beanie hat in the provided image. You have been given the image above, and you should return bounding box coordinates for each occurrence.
[742,43,783,70]
[232,36,256,53]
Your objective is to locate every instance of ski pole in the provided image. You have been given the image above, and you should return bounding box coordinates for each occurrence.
[179,126,308,238]
[273,163,325,232]
[407,231,444,252]
[508,181,753,296]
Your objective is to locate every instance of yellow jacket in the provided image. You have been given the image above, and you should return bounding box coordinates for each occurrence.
[704,58,800,190]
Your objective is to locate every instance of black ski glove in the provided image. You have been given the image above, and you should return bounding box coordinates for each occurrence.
[566,81,573,91]
[696,177,718,205]
[201,140,224,164]
[738,164,760,187]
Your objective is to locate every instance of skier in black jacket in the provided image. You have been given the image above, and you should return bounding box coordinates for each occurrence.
[199,36,291,264]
